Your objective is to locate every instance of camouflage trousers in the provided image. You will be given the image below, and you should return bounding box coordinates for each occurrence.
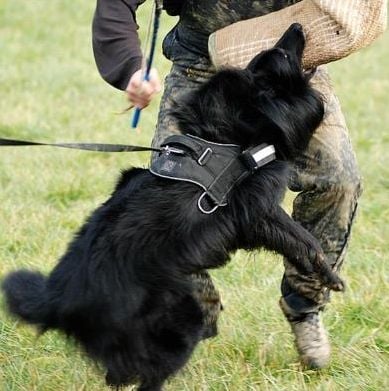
[151,59,362,330]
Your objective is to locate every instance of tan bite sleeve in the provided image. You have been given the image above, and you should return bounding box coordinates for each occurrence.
[208,0,387,69]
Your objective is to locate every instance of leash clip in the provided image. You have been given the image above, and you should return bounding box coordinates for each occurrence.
[161,145,185,155]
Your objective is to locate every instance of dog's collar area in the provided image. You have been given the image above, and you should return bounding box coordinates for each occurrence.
[149,134,276,214]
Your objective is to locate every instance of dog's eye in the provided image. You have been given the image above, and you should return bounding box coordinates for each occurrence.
[284,53,289,59]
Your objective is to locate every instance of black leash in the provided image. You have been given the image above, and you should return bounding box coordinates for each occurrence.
[0,137,163,153]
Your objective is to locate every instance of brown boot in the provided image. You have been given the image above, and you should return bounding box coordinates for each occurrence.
[279,297,330,369]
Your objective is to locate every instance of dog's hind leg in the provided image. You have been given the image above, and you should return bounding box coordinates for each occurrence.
[105,369,138,389]
[250,206,344,292]
[104,346,140,389]
[133,293,204,391]
[138,379,164,391]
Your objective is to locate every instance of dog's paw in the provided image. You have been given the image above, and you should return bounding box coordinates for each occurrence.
[105,370,138,388]
[289,253,315,275]
[310,251,345,292]
[320,267,345,292]
[329,277,345,292]
[291,248,345,293]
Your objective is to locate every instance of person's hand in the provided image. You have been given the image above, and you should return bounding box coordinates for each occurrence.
[125,68,161,109]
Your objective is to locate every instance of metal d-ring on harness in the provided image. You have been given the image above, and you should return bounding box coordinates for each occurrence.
[150,134,277,214]
[131,0,163,129]
[197,192,221,215]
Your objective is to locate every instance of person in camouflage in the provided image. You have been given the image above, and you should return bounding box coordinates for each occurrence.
[93,0,362,369]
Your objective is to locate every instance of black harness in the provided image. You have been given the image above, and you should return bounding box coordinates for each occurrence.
[150,134,276,214]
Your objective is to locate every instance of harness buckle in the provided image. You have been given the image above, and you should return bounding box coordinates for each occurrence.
[198,147,213,166]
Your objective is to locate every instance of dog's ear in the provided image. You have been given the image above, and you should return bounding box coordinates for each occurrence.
[246,51,268,74]
[246,46,291,76]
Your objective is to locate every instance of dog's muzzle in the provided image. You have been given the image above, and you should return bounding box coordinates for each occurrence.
[150,134,276,214]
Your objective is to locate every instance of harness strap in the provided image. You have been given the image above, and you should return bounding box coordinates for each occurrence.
[161,134,210,160]
[198,152,249,213]
[162,134,200,152]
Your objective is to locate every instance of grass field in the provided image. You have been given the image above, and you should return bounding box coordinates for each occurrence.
[0,1,388,390]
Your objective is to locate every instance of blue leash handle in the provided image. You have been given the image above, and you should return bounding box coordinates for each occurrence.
[131,108,142,130]
[131,1,162,129]
[131,74,150,129]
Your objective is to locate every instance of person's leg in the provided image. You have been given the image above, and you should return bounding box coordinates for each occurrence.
[152,60,221,338]
[151,60,215,151]
[280,67,362,368]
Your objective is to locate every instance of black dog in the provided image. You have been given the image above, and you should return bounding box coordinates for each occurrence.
[2,24,344,391]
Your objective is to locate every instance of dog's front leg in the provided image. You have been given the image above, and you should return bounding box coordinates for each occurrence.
[249,205,344,292]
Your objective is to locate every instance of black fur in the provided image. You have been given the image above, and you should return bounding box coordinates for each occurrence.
[2,24,344,390]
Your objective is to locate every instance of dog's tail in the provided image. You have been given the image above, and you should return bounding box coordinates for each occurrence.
[2,270,50,326]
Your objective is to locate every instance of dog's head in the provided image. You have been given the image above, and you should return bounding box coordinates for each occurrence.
[175,23,324,161]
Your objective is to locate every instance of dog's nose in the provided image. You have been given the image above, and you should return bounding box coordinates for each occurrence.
[290,23,303,32]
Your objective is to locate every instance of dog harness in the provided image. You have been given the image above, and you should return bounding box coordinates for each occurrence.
[150,134,276,214]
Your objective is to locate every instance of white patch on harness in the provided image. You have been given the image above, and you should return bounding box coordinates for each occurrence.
[252,145,276,166]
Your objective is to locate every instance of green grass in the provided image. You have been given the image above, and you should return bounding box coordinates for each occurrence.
[0,1,388,390]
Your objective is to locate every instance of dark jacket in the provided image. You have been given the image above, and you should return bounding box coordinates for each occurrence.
[92,0,301,90]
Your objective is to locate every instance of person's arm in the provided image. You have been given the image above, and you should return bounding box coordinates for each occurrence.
[92,0,143,91]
